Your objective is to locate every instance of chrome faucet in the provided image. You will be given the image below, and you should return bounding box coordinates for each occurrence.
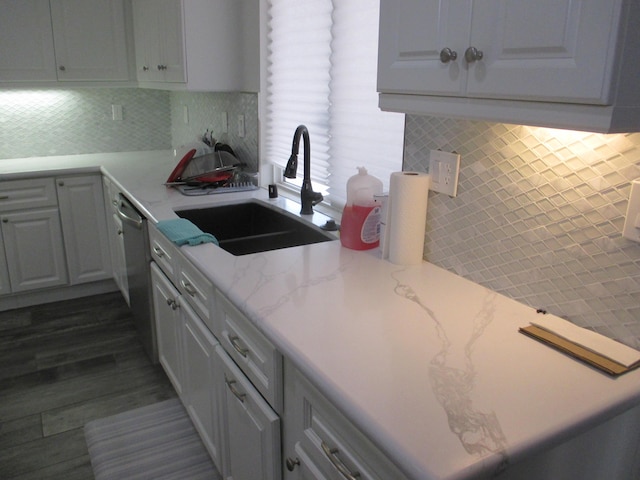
[283,125,324,215]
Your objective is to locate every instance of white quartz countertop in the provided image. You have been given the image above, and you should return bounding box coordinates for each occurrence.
[3,151,640,480]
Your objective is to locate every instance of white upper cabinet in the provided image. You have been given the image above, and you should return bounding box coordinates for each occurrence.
[50,0,130,81]
[378,1,470,97]
[132,0,186,83]
[0,0,132,83]
[0,0,57,81]
[378,0,640,133]
[131,0,259,92]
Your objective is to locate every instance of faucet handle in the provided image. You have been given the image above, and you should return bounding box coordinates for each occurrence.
[311,191,323,206]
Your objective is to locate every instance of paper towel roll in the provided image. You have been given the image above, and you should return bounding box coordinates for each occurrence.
[384,172,430,265]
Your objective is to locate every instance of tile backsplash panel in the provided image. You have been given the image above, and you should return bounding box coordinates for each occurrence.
[0,88,171,159]
[170,92,259,172]
[404,116,640,348]
[0,89,259,169]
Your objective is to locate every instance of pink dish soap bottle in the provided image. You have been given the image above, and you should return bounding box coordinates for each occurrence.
[340,167,383,250]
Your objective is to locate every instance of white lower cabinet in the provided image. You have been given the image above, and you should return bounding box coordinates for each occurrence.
[150,243,281,479]
[150,233,402,480]
[283,361,409,480]
[182,302,222,467]
[151,262,183,396]
[103,176,129,304]
[56,175,112,285]
[0,177,68,293]
[0,175,112,298]
[0,234,9,296]
[1,208,68,292]
[216,344,281,480]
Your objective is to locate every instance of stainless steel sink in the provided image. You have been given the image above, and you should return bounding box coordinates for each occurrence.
[175,201,336,255]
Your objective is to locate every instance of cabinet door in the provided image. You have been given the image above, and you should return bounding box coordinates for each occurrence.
[151,262,183,396]
[1,209,68,292]
[182,303,222,469]
[49,0,129,81]
[0,234,10,296]
[132,0,185,83]
[0,0,57,81]
[56,175,112,285]
[132,0,163,81]
[158,0,186,83]
[102,177,129,303]
[217,345,281,480]
[111,213,129,303]
[466,0,622,104]
[377,0,471,95]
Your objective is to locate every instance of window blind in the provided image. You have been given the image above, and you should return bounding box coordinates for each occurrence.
[265,0,405,208]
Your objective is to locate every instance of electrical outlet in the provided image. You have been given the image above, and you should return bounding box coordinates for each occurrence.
[221,112,228,133]
[111,104,123,121]
[622,180,640,242]
[429,150,461,196]
[237,114,245,137]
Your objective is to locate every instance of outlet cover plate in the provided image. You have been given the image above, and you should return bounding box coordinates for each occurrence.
[429,150,461,196]
[237,114,245,137]
[622,180,640,242]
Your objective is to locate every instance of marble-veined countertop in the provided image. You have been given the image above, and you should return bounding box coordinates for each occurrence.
[2,151,640,480]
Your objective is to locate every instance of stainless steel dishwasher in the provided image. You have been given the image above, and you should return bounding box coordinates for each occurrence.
[117,194,157,363]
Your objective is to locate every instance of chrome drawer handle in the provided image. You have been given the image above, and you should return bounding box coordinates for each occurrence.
[321,441,360,479]
[225,376,246,402]
[0,195,9,200]
[180,280,197,297]
[153,246,165,258]
[229,335,248,357]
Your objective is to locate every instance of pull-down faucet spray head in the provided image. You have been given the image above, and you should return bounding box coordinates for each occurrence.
[283,125,324,215]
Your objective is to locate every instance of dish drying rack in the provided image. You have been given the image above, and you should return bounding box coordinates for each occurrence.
[175,181,259,196]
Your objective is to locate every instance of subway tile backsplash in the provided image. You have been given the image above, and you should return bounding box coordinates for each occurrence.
[0,89,259,169]
[0,88,171,159]
[404,115,640,348]
[170,91,259,172]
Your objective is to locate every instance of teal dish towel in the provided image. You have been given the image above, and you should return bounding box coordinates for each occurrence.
[156,219,219,246]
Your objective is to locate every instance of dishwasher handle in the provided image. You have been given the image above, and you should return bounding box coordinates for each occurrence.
[117,198,144,229]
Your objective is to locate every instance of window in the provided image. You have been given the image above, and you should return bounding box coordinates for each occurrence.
[263,0,405,209]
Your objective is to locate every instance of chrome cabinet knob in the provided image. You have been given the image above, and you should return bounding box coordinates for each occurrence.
[439,47,457,63]
[142,65,149,71]
[157,65,167,71]
[58,65,66,71]
[166,298,178,310]
[464,46,484,63]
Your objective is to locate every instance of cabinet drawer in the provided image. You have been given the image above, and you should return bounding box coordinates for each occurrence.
[149,222,179,282]
[0,178,57,211]
[177,257,214,324]
[285,363,409,480]
[216,291,283,414]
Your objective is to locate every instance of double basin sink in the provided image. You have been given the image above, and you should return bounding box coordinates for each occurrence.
[175,201,337,255]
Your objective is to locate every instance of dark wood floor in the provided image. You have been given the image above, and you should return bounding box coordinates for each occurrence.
[0,292,177,479]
